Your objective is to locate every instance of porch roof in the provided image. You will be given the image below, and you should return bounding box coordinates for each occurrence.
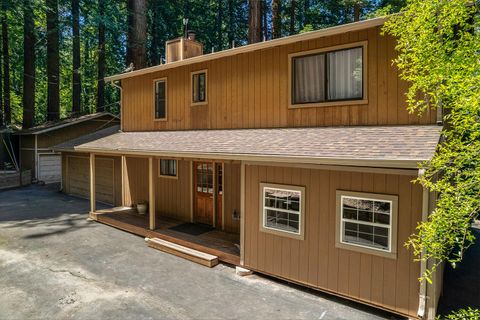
[73,125,442,169]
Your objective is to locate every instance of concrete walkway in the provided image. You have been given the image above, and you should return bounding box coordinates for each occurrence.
[0,185,397,319]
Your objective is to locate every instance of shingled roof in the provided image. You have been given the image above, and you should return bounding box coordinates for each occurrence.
[16,112,119,135]
[72,125,442,169]
[54,125,120,151]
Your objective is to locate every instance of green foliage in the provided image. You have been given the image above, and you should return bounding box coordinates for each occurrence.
[384,0,480,281]
[440,308,480,320]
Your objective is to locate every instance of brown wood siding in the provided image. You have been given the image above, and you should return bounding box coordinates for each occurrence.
[121,26,436,132]
[155,159,191,221]
[62,152,122,206]
[124,157,149,206]
[243,164,421,318]
[223,162,241,233]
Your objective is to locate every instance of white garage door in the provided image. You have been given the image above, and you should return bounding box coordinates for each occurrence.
[38,153,61,184]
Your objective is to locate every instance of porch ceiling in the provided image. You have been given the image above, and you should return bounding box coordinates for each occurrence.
[72,125,442,169]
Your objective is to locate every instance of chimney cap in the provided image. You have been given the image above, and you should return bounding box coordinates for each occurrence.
[186,30,196,41]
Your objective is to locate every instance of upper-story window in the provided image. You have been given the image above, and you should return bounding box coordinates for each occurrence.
[154,78,167,120]
[290,42,365,107]
[191,70,207,105]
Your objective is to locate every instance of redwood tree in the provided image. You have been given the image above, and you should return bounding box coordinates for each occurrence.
[272,0,281,39]
[96,0,105,112]
[2,0,10,125]
[126,0,147,69]
[46,0,60,121]
[248,0,262,43]
[22,0,35,129]
[72,0,81,114]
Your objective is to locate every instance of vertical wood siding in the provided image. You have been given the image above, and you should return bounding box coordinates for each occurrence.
[121,27,436,132]
[124,158,240,233]
[244,164,421,318]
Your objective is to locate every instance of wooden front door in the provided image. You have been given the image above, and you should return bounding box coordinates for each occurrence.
[194,162,214,225]
[216,163,223,229]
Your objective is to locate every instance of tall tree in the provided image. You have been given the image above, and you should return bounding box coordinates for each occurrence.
[46,0,60,121]
[22,0,36,129]
[72,0,81,114]
[2,0,10,125]
[248,0,262,43]
[227,0,234,47]
[289,0,296,35]
[215,0,223,51]
[96,0,105,112]
[126,0,147,69]
[271,0,281,39]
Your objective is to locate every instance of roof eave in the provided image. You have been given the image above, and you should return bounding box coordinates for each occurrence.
[74,146,426,169]
[16,112,119,136]
[105,16,388,83]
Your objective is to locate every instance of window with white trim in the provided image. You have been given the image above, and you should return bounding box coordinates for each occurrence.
[159,159,177,177]
[336,191,398,257]
[260,183,305,239]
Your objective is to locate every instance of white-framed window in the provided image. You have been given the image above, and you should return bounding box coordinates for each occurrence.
[260,183,305,240]
[336,190,398,259]
[159,159,177,178]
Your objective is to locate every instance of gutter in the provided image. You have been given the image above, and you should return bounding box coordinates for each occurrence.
[417,168,429,318]
[110,81,123,131]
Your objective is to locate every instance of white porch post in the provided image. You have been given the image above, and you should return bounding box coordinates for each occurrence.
[90,153,96,213]
[148,157,156,230]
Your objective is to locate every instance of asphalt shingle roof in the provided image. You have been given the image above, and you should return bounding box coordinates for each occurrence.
[54,125,121,151]
[72,125,442,168]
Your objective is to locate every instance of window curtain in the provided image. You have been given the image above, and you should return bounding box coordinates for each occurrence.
[327,47,363,100]
[293,54,325,104]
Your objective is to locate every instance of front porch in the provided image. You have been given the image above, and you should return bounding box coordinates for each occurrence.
[90,207,240,265]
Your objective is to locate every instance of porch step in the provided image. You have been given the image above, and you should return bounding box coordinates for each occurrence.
[146,237,219,268]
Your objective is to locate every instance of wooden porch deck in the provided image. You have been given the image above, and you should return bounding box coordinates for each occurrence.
[90,207,240,266]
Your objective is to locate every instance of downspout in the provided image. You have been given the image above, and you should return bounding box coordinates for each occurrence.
[417,168,429,319]
[110,80,123,131]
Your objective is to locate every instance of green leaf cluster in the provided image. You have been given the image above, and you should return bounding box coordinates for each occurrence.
[384,0,480,281]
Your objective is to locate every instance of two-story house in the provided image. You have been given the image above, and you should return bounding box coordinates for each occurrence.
[55,16,443,319]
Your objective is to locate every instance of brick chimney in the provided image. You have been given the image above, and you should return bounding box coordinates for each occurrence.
[165,31,203,63]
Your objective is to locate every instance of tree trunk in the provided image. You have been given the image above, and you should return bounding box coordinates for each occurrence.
[262,0,267,40]
[72,0,81,114]
[96,0,105,112]
[22,0,35,129]
[148,1,160,65]
[2,0,10,125]
[126,0,147,69]
[272,0,281,39]
[353,3,361,22]
[227,0,234,48]
[248,0,262,44]
[289,0,296,35]
[215,0,223,51]
[46,0,60,121]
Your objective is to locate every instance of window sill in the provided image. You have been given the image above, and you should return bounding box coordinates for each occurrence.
[154,118,168,122]
[259,226,305,240]
[191,101,208,107]
[289,99,368,109]
[335,241,397,259]
[158,174,178,180]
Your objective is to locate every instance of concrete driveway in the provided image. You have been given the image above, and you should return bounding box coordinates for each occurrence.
[0,185,397,320]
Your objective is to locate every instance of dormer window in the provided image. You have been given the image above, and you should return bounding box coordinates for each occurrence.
[154,78,167,120]
[191,70,207,105]
[289,42,367,107]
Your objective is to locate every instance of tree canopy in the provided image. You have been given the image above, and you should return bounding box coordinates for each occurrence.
[384,0,480,281]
